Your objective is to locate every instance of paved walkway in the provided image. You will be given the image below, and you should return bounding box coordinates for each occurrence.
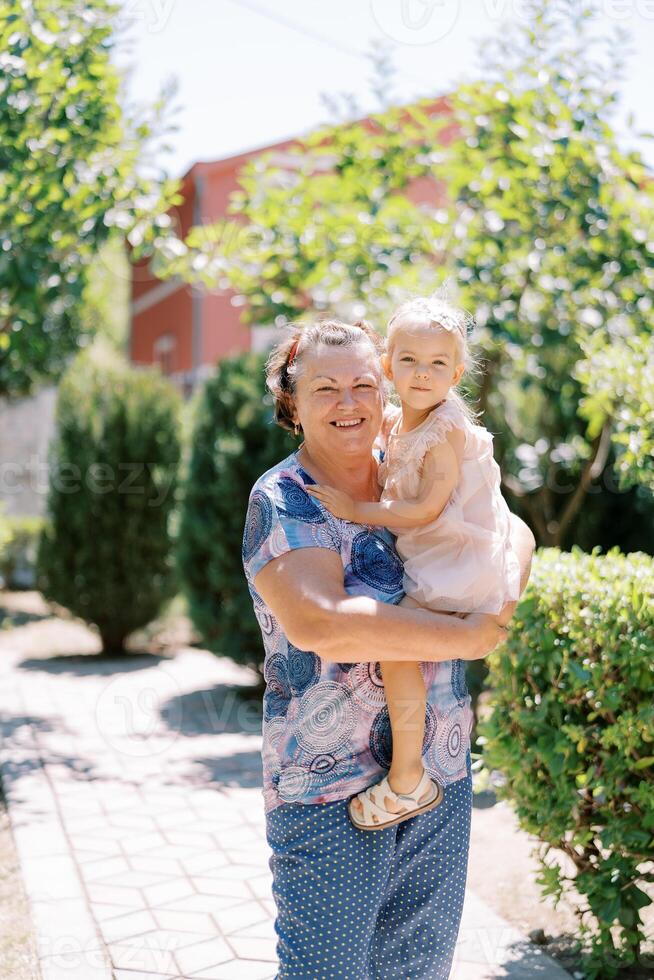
[0,631,571,980]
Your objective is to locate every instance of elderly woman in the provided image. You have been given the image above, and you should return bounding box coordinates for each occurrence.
[242,318,534,980]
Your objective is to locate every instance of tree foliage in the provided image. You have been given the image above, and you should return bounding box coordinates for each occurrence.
[0,0,181,398]
[152,101,450,327]
[156,0,653,549]
[37,341,182,653]
[577,332,654,494]
[439,0,654,544]
[177,353,295,670]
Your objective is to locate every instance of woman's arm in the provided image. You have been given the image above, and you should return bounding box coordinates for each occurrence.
[492,514,536,626]
[306,441,459,530]
[253,546,507,664]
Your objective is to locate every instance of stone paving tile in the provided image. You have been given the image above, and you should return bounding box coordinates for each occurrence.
[108,812,161,831]
[156,893,238,915]
[75,847,114,864]
[115,927,214,952]
[152,907,218,935]
[172,936,235,975]
[141,842,208,861]
[96,908,159,944]
[226,936,278,962]
[183,852,230,875]
[229,919,277,941]
[96,868,174,889]
[91,901,145,923]
[187,960,276,980]
[143,877,198,907]
[38,950,113,980]
[165,829,217,849]
[0,643,572,980]
[84,855,132,881]
[130,854,185,877]
[72,833,124,856]
[190,876,252,899]
[86,882,146,908]
[108,941,179,974]
[113,971,181,980]
[212,900,271,935]
[246,873,274,899]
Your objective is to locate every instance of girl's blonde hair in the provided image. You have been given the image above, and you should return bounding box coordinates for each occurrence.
[265,317,386,433]
[386,294,481,424]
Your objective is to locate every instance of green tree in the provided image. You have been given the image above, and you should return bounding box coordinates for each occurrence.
[37,341,182,654]
[151,100,447,327]
[155,0,653,550]
[177,353,295,671]
[577,331,654,494]
[0,0,181,398]
[438,0,654,545]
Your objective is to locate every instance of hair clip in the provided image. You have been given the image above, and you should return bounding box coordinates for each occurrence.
[287,339,299,368]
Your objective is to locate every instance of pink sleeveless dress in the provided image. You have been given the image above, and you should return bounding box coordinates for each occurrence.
[377,397,521,615]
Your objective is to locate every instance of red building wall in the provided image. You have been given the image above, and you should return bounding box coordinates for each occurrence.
[128,100,456,396]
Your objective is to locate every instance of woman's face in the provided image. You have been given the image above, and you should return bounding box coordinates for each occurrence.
[291,343,384,461]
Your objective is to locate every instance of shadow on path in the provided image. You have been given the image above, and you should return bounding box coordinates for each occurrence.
[17,650,171,676]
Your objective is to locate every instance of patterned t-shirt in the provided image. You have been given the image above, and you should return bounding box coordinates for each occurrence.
[242,450,473,814]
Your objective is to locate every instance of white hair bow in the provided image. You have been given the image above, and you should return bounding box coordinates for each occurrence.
[389,280,475,339]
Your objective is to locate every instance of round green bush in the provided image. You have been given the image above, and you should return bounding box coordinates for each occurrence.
[37,343,182,653]
[481,547,654,977]
[176,351,295,671]
[0,513,45,589]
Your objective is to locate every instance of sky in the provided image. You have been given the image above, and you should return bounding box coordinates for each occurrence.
[113,0,654,180]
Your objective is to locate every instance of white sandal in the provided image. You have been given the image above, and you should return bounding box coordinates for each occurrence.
[348,770,443,831]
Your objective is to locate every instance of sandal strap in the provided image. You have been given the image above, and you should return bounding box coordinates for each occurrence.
[375,775,410,811]
[356,789,394,826]
[355,777,405,827]
[352,772,441,829]
[393,770,435,806]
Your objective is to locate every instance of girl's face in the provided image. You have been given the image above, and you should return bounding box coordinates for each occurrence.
[383,322,465,411]
[291,343,384,461]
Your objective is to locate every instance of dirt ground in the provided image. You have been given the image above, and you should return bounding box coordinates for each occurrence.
[0,787,41,980]
[1,590,653,979]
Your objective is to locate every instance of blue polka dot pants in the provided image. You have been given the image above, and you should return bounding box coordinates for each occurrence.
[265,760,472,979]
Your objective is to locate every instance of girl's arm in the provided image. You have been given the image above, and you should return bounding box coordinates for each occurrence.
[253,546,507,663]
[306,440,460,530]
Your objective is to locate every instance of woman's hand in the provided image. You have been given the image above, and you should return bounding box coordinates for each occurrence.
[460,612,508,660]
[306,485,357,522]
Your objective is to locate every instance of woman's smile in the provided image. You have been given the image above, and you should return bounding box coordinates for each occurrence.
[331,417,365,428]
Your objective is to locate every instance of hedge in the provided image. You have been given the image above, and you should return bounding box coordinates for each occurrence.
[481,547,654,977]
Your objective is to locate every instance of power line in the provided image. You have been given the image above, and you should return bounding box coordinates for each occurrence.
[221,0,433,92]
[223,0,364,60]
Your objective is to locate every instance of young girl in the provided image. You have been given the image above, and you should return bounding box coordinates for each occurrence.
[306,293,522,831]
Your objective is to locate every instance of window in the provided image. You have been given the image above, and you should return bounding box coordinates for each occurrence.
[154,333,176,376]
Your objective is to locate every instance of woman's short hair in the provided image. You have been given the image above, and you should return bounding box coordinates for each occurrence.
[265,318,385,432]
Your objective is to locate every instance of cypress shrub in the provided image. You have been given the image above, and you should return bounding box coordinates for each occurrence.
[481,547,654,978]
[37,343,182,653]
[177,352,294,671]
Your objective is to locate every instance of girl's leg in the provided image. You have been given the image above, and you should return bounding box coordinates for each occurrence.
[351,594,433,820]
[380,656,426,797]
[369,754,473,980]
[265,797,396,979]
[378,593,428,809]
